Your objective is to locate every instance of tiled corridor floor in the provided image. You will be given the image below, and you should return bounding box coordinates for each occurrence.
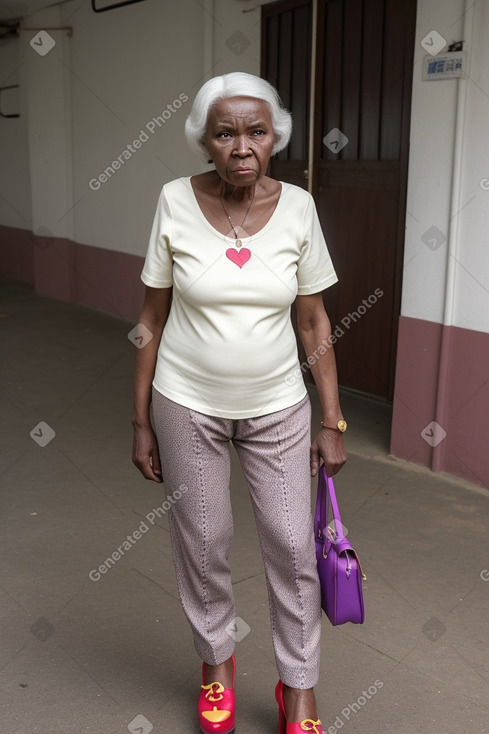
[1,281,489,734]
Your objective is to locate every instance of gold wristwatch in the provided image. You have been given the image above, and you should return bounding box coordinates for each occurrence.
[321,419,347,433]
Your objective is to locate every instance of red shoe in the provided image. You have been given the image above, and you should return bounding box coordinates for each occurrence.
[198,655,236,734]
[275,680,323,734]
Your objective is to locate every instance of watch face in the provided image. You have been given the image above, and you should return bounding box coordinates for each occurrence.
[337,419,347,433]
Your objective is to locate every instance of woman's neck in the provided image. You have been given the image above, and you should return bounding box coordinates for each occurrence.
[218,175,257,203]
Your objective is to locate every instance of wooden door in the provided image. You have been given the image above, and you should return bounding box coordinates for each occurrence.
[314,0,416,398]
[262,0,417,400]
[262,0,312,190]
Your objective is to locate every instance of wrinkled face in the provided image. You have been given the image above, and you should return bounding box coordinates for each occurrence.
[204,96,276,187]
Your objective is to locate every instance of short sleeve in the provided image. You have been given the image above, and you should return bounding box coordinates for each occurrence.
[296,193,338,295]
[140,185,173,288]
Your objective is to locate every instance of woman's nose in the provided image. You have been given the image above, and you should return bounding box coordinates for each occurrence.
[233,135,251,156]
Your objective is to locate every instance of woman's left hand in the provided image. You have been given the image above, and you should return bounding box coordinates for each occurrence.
[310,428,347,477]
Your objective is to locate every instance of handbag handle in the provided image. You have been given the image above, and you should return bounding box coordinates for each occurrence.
[315,465,342,533]
[325,470,342,528]
[314,466,367,580]
[315,465,351,554]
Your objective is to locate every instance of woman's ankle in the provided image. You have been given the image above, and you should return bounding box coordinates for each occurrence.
[283,685,318,722]
[203,655,234,687]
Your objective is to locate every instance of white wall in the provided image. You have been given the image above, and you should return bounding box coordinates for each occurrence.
[452,2,489,333]
[402,0,489,333]
[5,0,261,257]
[68,0,204,256]
[21,6,74,241]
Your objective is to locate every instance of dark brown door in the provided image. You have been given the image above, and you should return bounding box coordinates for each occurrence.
[262,0,417,399]
[262,0,312,191]
[314,0,416,398]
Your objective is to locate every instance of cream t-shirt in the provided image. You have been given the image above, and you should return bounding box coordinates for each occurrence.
[141,177,338,418]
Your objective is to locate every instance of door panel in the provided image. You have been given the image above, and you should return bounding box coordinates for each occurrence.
[316,161,399,395]
[359,0,384,159]
[341,1,362,160]
[262,0,312,189]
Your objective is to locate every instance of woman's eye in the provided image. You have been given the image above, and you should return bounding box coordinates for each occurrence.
[217,132,232,138]
[252,129,265,136]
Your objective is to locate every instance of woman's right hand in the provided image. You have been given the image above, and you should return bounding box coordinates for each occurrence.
[132,424,163,483]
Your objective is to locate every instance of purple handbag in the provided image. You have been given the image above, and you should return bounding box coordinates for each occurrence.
[314,466,366,625]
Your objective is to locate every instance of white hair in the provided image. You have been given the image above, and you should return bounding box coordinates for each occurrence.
[185,72,292,159]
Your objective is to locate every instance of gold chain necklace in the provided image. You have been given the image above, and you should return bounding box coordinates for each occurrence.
[220,187,255,249]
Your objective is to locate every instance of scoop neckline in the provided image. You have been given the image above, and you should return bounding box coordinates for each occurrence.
[187,176,285,242]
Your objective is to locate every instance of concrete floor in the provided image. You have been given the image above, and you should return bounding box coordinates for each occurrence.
[1,280,489,734]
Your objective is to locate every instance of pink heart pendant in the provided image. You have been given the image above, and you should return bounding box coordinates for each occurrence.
[226,248,251,268]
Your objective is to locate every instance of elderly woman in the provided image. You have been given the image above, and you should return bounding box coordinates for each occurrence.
[132,72,347,734]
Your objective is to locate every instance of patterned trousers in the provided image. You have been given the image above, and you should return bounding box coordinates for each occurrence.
[151,388,321,688]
